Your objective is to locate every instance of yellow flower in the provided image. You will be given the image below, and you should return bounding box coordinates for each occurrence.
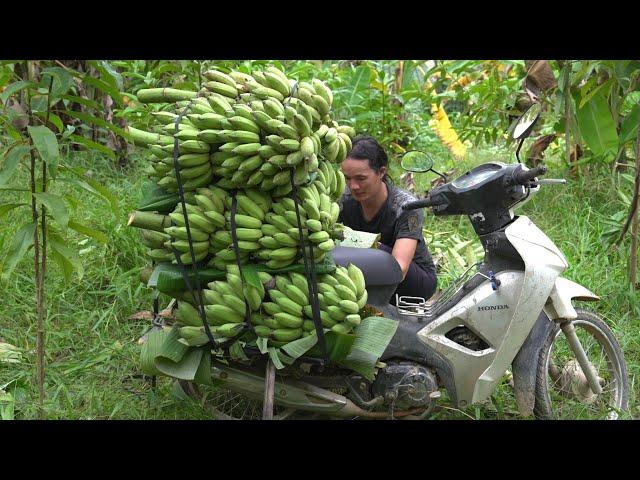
[429,104,467,160]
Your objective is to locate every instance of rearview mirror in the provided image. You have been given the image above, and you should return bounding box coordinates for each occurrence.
[401,151,434,173]
[512,102,542,140]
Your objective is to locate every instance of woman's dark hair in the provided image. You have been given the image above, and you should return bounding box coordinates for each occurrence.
[347,135,389,181]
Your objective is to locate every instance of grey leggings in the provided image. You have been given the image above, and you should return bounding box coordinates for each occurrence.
[377,243,438,303]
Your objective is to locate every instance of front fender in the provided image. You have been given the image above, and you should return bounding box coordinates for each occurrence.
[543,277,599,320]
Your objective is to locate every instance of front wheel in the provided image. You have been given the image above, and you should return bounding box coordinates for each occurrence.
[534,308,629,419]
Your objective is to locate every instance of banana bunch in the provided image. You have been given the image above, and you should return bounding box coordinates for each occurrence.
[315,264,367,335]
[257,184,343,268]
[208,188,271,270]
[255,263,367,344]
[131,66,356,196]
[175,265,273,345]
[130,122,215,194]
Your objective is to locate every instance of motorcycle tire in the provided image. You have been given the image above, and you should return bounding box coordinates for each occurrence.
[533,308,629,420]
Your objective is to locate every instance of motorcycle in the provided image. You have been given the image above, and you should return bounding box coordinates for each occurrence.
[178,103,629,420]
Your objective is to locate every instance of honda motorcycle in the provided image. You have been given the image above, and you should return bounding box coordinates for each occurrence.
[178,103,629,420]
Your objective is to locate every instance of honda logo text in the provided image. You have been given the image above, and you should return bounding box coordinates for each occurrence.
[478,304,510,312]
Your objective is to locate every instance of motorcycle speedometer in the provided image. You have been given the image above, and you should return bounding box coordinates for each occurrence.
[452,163,503,190]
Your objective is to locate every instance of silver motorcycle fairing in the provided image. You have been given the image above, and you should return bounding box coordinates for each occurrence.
[544,277,599,320]
[416,216,568,406]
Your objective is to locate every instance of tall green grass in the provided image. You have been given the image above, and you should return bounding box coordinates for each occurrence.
[0,148,637,419]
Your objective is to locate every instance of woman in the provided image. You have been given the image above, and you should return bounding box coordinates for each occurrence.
[338,135,438,302]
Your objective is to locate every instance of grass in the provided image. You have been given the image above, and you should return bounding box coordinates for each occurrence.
[0,146,638,420]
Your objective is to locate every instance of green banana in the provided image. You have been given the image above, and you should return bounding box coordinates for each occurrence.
[348,263,366,298]
[222,293,247,316]
[274,312,304,329]
[165,226,209,242]
[175,301,204,327]
[262,302,282,316]
[273,295,303,317]
[284,284,309,306]
[335,284,358,302]
[228,115,260,134]
[272,328,302,342]
[218,322,245,338]
[356,289,368,309]
[234,228,263,242]
[261,224,280,236]
[331,323,352,334]
[204,81,238,98]
[229,214,262,229]
[339,300,360,314]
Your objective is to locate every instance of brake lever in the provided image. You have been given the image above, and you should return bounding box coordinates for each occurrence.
[536,178,567,185]
[530,179,567,187]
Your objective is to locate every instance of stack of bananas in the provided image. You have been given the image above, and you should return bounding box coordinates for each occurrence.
[129,67,355,195]
[128,65,368,349]
[175,263,367,347]
[136,175,346,269]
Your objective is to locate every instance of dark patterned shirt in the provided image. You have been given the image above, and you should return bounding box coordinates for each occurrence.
[338,183,436,274]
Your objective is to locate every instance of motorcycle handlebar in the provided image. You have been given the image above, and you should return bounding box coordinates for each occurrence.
[402,197,437,211]
[512,165,547,185]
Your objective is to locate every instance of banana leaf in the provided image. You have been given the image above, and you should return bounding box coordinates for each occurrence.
[229,342,250,362]
[153,253,337,294]
[306,330,356,362]
[573,89,618,162]
[155,348,203,381]
[138,182,179,213]
[140,327,171,376]
[193,348,213,386]
[156,326,190,363]
[337,316,399,381]
[268,347,285,369]
[154,264,225,293]
[281,332,319,359]
[619,102,640,145]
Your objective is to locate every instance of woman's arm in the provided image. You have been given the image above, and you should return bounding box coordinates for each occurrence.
[391,238,418,280]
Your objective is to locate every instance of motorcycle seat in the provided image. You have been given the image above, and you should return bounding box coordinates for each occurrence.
[331,246,403,288]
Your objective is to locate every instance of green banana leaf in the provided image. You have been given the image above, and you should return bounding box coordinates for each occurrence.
[268,347,285,369]
[155,348,203,381]
[619,102,640,145]
[153,253,337,294]
[138,182,179,212]
[573,90,618,162]
[140,327,171,376]
[338,316,399,381]
[306,330,356,362]
[281,332,319,359]
[193,348,213,386]
[156,326,190,363]
[256,337,269,354]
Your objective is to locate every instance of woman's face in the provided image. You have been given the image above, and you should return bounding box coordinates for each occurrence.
[341,157,386,202]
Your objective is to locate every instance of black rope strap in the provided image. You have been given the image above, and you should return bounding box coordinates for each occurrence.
[171,99,218,350]
[221,190,254,345]
[289,169,328,364]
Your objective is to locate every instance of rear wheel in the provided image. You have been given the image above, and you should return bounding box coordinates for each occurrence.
[534,309,628,419]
